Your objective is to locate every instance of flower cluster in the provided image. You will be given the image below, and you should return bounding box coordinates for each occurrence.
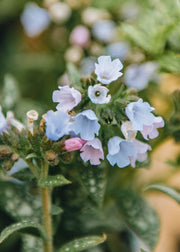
[44,56,164,168]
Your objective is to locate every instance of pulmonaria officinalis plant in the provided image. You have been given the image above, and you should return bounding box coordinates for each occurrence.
[0,55,164,252]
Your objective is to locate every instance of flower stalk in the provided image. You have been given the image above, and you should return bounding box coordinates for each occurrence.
[41,161,53,252]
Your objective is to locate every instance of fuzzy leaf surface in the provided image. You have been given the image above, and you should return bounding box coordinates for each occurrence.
[39,175,71,188]
[0,221,48,243]
[115,189,159,250]
[58,234,106,252]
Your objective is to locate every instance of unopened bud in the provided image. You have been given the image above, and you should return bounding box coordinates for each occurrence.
[40,118,46,131]
[60,152,72,163]
[49,2,71,24]
[0,145,13,157]
[2,160,13,171]
[45,150,59,165]
[26,110,39,135]
[64,137,86,152]
[121,121,137,140]
[65,46,83,64]
[52,141,65,153]
[11,153,19,162]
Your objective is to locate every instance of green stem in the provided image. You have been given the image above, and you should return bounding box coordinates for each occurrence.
[41,161,53,252]
[26,160,40,179]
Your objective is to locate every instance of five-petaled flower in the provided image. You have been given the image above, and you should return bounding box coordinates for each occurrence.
[107,136,137,168]
[71,109,100,141]
[88,84,111,104]
[45,110,70,141]
[141,116,164,140]
[125,99,156,131]
[130,140,151,168]
[52,86,81,112]
[95,56,123,84]
[80,138,104,165]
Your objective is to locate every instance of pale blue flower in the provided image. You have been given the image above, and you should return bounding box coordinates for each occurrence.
[124,62,158,91]
[45,110,70,141]
[107,136,137,168]
[0,106,8,135]
[125,99,155,131]
[52,86,81,112]
[106,42,130,61]
[92,20,116,43]
[71,109,100,141]
[88,84,111,104]
[20,2,50,37]
[95,56,123,84]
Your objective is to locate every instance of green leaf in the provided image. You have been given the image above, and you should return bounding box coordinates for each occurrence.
[122,10,175,54]
[0,182,45,251]
[25,153,39,160]
[58,234,107,252]
[11,167,35,182]
[50,205,63,216]
[157,52,180,73]
[22,234,43,252]
[0,221,48,244]
[115,189,159,250]
[145,184,180,204]
[140,249,148,252]
[39,175,71,188]
[67,63,81,88]
[76,162,106,206]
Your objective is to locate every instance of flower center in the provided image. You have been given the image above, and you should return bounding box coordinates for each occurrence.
[95,91,101,97]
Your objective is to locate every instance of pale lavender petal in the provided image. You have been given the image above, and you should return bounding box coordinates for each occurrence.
[95,56,123,84]
[80,138,104,165]
[130,139,151,167]
[141,116,164,140]
[52,86,81,112]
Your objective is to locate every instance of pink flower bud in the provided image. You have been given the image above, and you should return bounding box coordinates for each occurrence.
[64,137,86,152]
[69,25,90,48]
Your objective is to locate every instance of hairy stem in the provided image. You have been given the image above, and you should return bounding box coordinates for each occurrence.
[41,161,53,252]
[26,160,40,179]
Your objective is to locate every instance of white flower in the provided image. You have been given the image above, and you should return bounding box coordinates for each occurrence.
[88,84,111,104]
[95,56,123,84]
[52,86,81,112]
